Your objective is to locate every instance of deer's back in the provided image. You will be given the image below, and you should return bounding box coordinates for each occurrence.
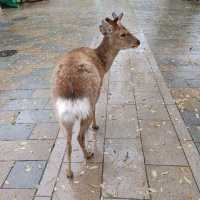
[52,47,102,104]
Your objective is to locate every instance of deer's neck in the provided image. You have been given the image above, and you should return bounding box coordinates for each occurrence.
[95,37,119,72]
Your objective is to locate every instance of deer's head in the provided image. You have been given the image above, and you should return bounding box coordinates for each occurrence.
[99,12,140,50]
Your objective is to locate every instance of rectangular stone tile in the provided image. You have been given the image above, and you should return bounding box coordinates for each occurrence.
[0,189,35,200]
[182,110,200,125]
[35,197,51,200]
[147,165,200,200]
[36,138,66,197]
[1,98,48,111]
[0,161,14,186]
[188,126,200,142]
[17,77,50,90]
[167,78,189,88]
[187,79,200,88]
[137,104,170,120]
[4,161,46,189]
[0,124,34,140]
[133,72,157,86]
[30,123,59,139]
[110,66,133,82]
[140,120,187,165]
[0,89,33,99]
[103,139,149,199]
[135,83,160,93]
[31,68,52,77]
[167,105,192,141]
[181,140,200,191]
[130,52,153,73]
[32,89,51,98]
[135,91,163,105]
[0,140,53,161]
[108,81,135,105]
[52,163,102,200]
[16,110,56,123]
[106,104,139,139]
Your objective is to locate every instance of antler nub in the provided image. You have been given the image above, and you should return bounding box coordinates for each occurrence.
[112,12,118,19]
[112,12,124,21]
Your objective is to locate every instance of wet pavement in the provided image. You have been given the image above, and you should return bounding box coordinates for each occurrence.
[0,0,200,199]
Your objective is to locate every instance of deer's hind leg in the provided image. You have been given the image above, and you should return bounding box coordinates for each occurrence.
[77,116,94,160]
[61,122,73,178]
[92,107,99,130]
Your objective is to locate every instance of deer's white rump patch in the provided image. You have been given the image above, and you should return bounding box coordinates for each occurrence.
[56,97,91,122]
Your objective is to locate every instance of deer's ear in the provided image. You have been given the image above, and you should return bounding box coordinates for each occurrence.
[99,20,113,36]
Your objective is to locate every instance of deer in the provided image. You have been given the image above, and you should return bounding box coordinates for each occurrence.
[52,12,140,178]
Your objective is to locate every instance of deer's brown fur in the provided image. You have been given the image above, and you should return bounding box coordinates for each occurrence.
[52,12,140,178]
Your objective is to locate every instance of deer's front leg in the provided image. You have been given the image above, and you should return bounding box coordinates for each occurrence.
[92,108,99,130]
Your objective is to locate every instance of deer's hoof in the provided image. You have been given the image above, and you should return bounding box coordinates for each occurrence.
[66,171,74,179]
[85,152,94,160]
[92,125,99,130]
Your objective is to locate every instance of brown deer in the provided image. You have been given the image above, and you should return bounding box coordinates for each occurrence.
[52,12,140,178]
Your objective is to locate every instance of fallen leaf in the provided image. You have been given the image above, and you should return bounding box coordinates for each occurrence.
[161,171,169,176]
[151,170,158,178]
[25,165,32,172]
[89,166,98,170]
[74,181,79,184]
[184,176,192,185]
[148,188,157,193]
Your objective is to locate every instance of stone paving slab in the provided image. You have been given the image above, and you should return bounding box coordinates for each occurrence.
[1,98,48,111]
[106,104,138,139]
[36,138,65,197]
[52,163,102,200]
[135,91,163,105]
[0,124,34,140]
[137,104,170,120]
[4,161,46,189]
[0,89,33,100]
[147,165,200,200]
[0,161,14,186]
[0,140,53,161]
[109,65,133,82]
[34,197,51,200]
[108,81,135,105]
[30,123,59,139]
[188,125,200,142]
[140,120,187,165]
[32,89,51,98]
[103,139,149,199]
[16,110,56,123]
[0,189,35,200]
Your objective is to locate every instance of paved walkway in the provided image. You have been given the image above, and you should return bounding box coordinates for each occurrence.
[0,0,200,200]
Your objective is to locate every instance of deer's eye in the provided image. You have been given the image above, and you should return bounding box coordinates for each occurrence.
[120,33,126,37]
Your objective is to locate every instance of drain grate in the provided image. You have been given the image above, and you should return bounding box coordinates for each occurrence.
[0,50,18,57]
